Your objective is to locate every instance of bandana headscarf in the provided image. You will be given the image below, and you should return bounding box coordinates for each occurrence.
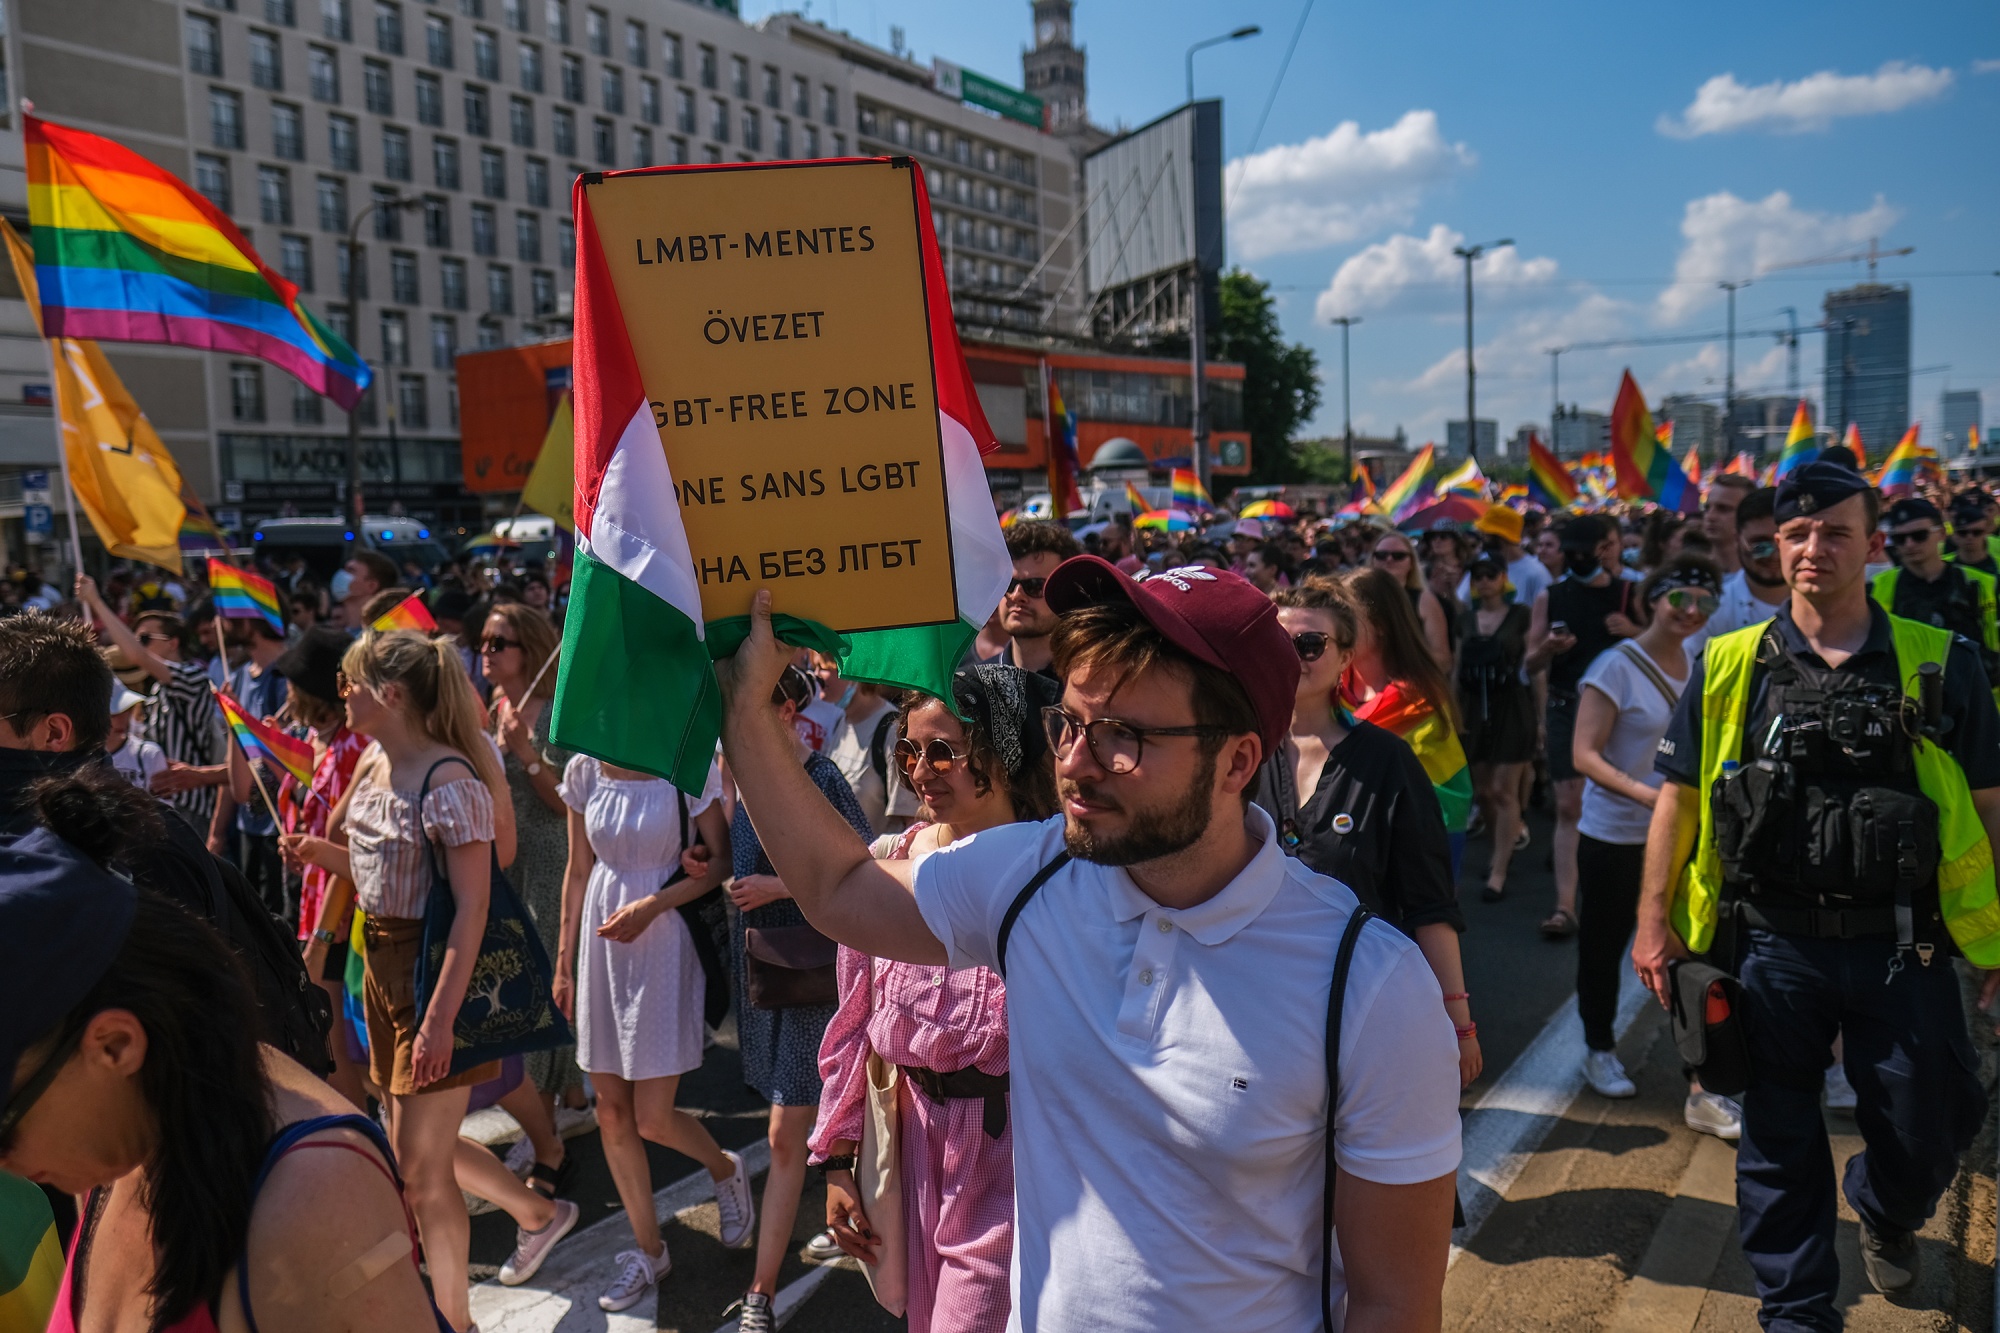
[950,663,1062,783]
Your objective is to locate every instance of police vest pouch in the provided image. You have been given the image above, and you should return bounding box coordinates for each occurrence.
[1668,959,1751,1097]
[1712,759,1793,886]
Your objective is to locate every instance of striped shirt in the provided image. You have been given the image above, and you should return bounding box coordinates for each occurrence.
[152,660,223,826]
[345,772,496,919]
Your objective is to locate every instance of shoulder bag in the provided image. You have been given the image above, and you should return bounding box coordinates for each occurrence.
[412,757,573,1075]
[856,955,909,1314]
[667,789,734,1030]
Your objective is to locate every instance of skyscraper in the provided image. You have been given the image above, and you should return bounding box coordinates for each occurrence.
[1822,283,1911,458]
[1942,389,1983,459]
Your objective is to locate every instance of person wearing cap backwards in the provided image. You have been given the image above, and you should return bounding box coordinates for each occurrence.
[711,561,1462,1332]
[1632,453,2000,1328]
[106,679,169,791]
[1947,494,2000,581]
[1871,496,2000,693]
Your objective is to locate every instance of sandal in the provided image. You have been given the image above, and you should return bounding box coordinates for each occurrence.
[526,1151,576,1200]
[1539,908,1578,940]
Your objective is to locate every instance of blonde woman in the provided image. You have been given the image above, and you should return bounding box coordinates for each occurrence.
[282,630,575,1331]
[1369,530,1453,670]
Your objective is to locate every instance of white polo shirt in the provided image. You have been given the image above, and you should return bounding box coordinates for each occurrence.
[915,806,1462,1333]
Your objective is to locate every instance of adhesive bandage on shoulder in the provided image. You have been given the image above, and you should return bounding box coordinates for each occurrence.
[326,1231,414,1298]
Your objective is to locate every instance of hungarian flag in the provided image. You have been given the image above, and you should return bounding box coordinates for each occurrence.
[551,165,1011,794]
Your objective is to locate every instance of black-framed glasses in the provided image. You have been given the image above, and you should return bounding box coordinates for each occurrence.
[1746,539,1778,561]
[894,737,969,777]
[1005,576,1048,598]
[479,636,523,654]
[1890,527,1936,546]
[1291,631,1331,662]
[1041,705,1227,775]
[0,1014,88,1152]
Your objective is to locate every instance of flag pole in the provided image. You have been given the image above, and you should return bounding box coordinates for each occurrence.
[13,105,88,588]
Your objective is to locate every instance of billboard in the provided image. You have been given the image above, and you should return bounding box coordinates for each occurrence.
[1082,101,1224,298]
[933,58,1044,129]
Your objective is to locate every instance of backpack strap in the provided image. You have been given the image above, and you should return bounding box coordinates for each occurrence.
[995,851,1070,978]
[868,710,898,789]
[1615,641,1682,712]
[1321,906,1374,1333]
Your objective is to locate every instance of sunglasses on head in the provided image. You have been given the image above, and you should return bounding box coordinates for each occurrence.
[895,737,969,777]
[1291,631,1331,662]
[1005,576,1048,598]
[1664,588,1719,616]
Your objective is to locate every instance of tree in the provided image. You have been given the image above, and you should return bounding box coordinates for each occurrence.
[1213,269,1322,486]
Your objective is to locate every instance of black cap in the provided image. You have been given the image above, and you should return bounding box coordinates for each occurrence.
[1885,497,1942,529]
[1951,496,1989,526]
[1774,456,1871,524]
[0,828,136,1090]
[272,626,349,709]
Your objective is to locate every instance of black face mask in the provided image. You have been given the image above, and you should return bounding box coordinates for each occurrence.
[1563,547,1601,579]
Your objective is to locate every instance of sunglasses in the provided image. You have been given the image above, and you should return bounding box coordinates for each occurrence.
[1664,588,1719,616]
[1745,539,1778,561]
[1291,631,1331,662]
[1005,576,1048,598]
[137,632,176,645]
[334,671,375,699]
[894,737,970,777]
[1371,549,1412,564]
[479,636,523,654]
[0,1014,89,1153]
[1890,527,1936,546]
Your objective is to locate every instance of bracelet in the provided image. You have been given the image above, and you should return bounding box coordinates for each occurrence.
[1455,1022,1478,1040]
[1441,992,1470,1003]
[312,928,339,944]
[816,1154,856,1175]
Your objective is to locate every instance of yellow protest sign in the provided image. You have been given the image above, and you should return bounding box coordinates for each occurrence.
[583,160,956,632]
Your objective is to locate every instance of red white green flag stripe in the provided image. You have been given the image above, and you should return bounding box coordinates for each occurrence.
[549,162,1011,794]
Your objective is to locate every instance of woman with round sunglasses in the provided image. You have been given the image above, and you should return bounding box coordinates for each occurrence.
[1369,532,1453,671]
[1455,554,1536,903]
[810,664,1060,1331]
[1255,581,1480,1088]
[1569,556,1739,1144]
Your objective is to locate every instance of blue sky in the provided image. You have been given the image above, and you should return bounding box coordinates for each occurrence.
[744,0,1999,455]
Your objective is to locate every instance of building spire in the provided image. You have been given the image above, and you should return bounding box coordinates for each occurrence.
[1023,0,1088,136]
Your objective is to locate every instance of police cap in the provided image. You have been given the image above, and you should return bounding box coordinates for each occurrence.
[1774,454,1872,524]
[1884,497,1941,530]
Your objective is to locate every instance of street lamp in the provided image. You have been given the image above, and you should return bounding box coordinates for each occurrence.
[1718,279,1749,458]
[344,193,423,543]
[1451,237,1511,462]
[1329,316,1361,481]
[1185,25,1260,103]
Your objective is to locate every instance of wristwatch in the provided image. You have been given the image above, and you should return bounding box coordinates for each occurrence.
[525,760,543,776]
[816,1154,857,1176]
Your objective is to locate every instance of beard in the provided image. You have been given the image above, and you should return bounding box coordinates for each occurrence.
[1060,749,1217,866]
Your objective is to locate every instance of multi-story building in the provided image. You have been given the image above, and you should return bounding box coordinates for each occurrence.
[1551,404,1608,459]
[1942,389,1982,459]
[0,0,1080,529]
[1443,418,1494,459]
[1657,394,1720,460]
[1823,283,1911,457]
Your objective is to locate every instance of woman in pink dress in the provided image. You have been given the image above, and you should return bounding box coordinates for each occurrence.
[809,664,1060,1333]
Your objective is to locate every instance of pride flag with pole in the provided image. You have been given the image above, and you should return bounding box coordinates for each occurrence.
[1527,434,1579,509]
[1872,426,1929,496]
[1122,480,1150,514]
[1722,451,1757,478]
[1343,679,1472,837]
[1775,401,1816,481]
[1840,423,1866,468]
[371,590,437,632]
[1045,365,1083,519]
[207,557,284,632]
[215,687,316,787]
[1436,456,1488,498]
[1609,370,1698,514]
[1171,467,1215,512]
[1681,444,1702,487]
[1378,444,1436,522]
[24,114,369,408]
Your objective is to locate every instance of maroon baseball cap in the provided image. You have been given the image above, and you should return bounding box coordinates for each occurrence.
[1042,555,1299,756]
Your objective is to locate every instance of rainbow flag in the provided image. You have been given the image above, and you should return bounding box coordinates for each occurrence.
[1775,401,1816,481]
[1681,444,1702,487]
[1969,425,1982,457]
[1527,433,1579,509]
[1171,467,1215,512]
[215,687,315,786]
[1044,365,1083,519]
[1840,423,1866,468]
[1379,444,1436,522]
[1437,456,1488,498]
[0,1172,59,1332]
[1610,370,1698,514]
[1123,480,1150,514]
[25,115,369,409]
[1345,679,1472,835]
[1872,425,1930,495]
[1133,508,1195,532]
[371,590,436,632]
[207,557,284,632]
[1498,482,1529,509]
[1722,451,1757,478]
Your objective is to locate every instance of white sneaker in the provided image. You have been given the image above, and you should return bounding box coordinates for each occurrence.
[1824,1062,1858,1111]
[499,1197,579,1286]
[598,1245,669,1312]
[803,1228,843,1263]
[1583,1050,1637,1099]
[715,1149,757,1249]
[554,1102,598,1137]
[1685,1091,1743,1141]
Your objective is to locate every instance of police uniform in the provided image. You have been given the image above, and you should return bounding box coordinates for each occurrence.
[1871,499,2000,687]
[1654,459,2000,1333]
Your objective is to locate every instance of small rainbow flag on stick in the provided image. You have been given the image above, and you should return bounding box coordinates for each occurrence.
[1873,426,1930,496]
[1171,467,1214,512]
[215,687,315,787]
[1044,365,1084,519]
[1122,480,1150,514]
[1609,370,1698,514]
[1527,434,1579,509]
[207,557,284,632]
[1378,444,1436,521]
[1776,402,1816,481]
[1840,423,1866,468]
[371,591,436,632]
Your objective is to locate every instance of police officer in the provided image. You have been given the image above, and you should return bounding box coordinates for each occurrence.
[1872,496,2000,682]
[1947,493,2000,581]
[1631,453,2000,1332]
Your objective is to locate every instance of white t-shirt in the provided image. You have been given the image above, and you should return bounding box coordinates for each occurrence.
[914,807,1463,1333]
[825,696,900,835]
[1576,641,1688,844]
[1700,569,1786,650]
[108,735,168,789]
[795,696,842,754]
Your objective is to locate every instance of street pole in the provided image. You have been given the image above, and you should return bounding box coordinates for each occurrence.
[1718,280,1748,456]
[1181,25,1258,494]
[1452,237,1511,461]
[1547,347,1564,446]
[1184,25,1260,103]
[345,194,421,545]
[1329,316,1360,479]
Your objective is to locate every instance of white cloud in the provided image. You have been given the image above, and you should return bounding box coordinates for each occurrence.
[1972,59,2000,75]
[1225,111,1473,260]
[1657,61,1953,137]
[1405,293,1630,395]
[1655,190,1900,323]
[1314,225,1558,322]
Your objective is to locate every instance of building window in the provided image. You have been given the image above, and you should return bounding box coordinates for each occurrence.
[697,43,714,89]
[380,308,408,365]
[268,101,302,159]
[321,0,351,40]
[476,318,503,350]
[280,233,313,289]
[293,379,324,423]
[832,133,844,155]
[518,40,542,91]
[415,71,443,124]
[371,183,404,237]
[398,374,427,426]
[317,175,347,231]
[741,107,758,152]
[308,45,339,100]
[231,363,266,422]
[531,267,555,315]
[458,0,481,17]
[390,248,418,303]
[479,145,505,197]
[636,75,659,125]
[424,196,451,246]
[336,243,365,296]
[430,314,458,368]
[210,88,245,149]
[382,125,411,180]
[558,215,573,266]
[464,84,490,136]
[856,104,876,136]
[508,95,534,146]
[600,65,622,114]
[584,5,605,55]
[266,0,296,24]
[822,84,838,126]
[195,154,232,212]
[708,96,727,142]
[502,0,523,31]
[374,0,402,54]
[187,15,221,74]
[524,155,548,206]
[661,31,682,78]
[544,0,566,44]
[425,14,451,66]
[790,74,807,116]
[440,254,466,305]
[559,52,583,102]
[473,27,498,79]
[488,263,513,313]
[515,209,539,261]
[760,64,778,109]
[552,105,575,154]
[772,116,788,158]
[674,86,694,133]
[258,166,293,224]
[622,17,643,66]
[801,123,817,158]
[432,136,460,189]
[328,113,359,169]
[592,117,613,165]
[249,30,282,88]
[727,54,746,99]
[668,135,687,165]
[890,117,910,146]
[470,202,496,254]
[363,57,392,112]
[628,126,650,166]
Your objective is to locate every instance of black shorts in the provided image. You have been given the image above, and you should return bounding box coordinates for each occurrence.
[1546,689,1580,782]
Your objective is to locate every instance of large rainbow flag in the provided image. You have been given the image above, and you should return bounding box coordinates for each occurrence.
[1343,679,1471,836]
[1775,401,1816,481]
[215,687,316,786]
[1609,370,1698,514]
[1379,444,1436,522]
[1873,425,1930,496]
[1045,365,1083,519]
[1171,467,1215,512]
[1527,433,1579,509]
[25,115,369,408]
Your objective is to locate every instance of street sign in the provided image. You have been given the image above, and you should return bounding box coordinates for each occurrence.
[932,58,1043,128]
[24,503,52,538]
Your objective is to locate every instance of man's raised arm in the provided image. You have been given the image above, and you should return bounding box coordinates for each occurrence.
[717,589,948,965]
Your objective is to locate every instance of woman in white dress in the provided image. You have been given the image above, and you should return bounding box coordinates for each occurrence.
[553,754,759,1312]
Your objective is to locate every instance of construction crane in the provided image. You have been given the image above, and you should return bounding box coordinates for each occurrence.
[1761,237,1914,282]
